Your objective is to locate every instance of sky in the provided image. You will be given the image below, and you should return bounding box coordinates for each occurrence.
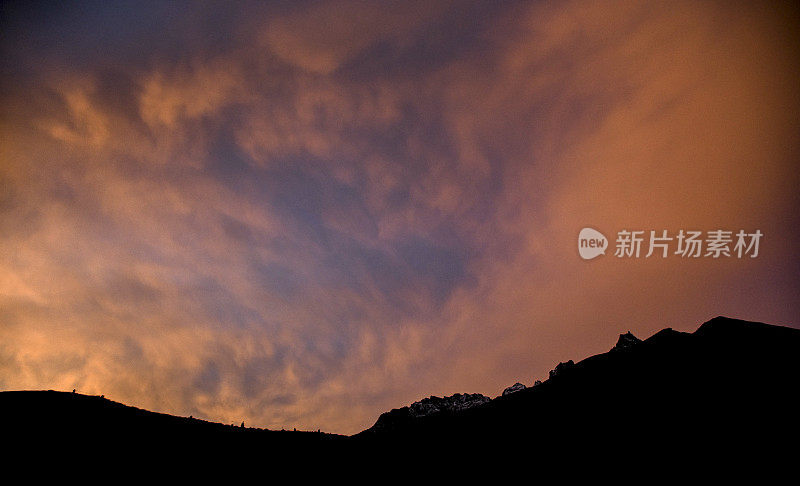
[1,0,799,434]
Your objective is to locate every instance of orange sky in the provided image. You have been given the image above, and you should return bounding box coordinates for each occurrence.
[1,0,799,434]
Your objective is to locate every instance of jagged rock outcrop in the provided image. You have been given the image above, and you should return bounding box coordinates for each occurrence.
[409,393,491,418]
[502,383,527,396]
[611,331,642,351]
[365,392,491,433]
[548,360,574,379]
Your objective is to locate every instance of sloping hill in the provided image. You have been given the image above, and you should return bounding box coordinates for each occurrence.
[1,389,344,458]
[354,316,800,458]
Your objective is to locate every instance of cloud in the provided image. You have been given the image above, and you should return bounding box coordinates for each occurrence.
[261,0,451,74]
[138,59,246,130]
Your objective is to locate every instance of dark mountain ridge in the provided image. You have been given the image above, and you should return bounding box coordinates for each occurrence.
[1,389,343,440]
[352,316,800,460]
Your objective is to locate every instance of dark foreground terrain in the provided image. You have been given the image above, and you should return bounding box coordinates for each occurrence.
[3,316,798,466]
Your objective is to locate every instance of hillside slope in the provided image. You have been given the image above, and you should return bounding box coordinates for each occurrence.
[354,316,800,458]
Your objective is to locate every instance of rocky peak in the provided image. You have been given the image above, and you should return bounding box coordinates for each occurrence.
[612,331,642,351]
[548,360,574,379]
[366,392,493,433]
[409,393,491,418]
[502,383,527,396]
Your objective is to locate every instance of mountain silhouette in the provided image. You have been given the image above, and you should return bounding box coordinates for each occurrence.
[356,317,799,450]
[3,316,798,466]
